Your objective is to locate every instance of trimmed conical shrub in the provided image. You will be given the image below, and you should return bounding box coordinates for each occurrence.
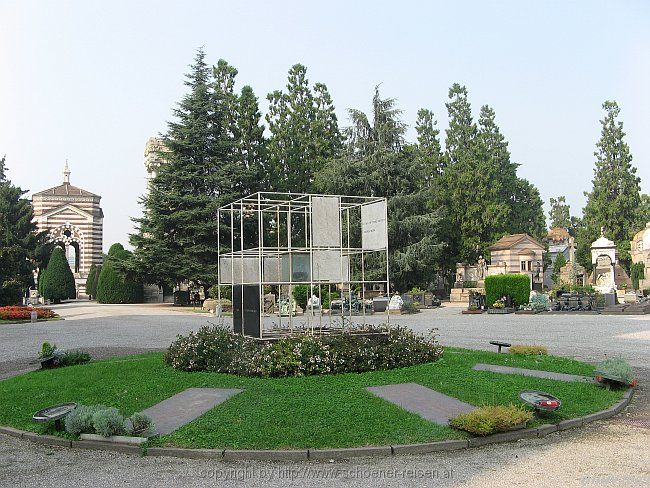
[41,247,76,303]
[96,243,142,304]
[85,264,101,299]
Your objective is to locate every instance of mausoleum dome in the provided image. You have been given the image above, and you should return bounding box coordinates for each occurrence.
[591,233,615,250]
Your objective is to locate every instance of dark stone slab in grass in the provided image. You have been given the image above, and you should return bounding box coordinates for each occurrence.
[141,387,243,435]
[366,383,475,425]
[473,363,593,383]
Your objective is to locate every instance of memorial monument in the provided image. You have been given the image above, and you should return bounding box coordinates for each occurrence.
[589,228,632,294]
[217,192,390,338]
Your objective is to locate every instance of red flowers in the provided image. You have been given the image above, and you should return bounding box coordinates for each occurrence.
[537,400,560,409]
[0,306,56,321]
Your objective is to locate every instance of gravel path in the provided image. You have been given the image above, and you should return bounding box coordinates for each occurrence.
[1,301,648,487]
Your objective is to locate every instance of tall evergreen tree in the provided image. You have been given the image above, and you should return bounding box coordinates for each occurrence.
[235,85,266,193]
[548,196,571,229]
[266,64,342,192]
[316,87,444,290]
[509,178,546,238]
[414,108,444,186]
[0,156,48,305]
[440,84,478,265]
[130,49,224,289]
[576,101,643,270]
[41,247,76,303]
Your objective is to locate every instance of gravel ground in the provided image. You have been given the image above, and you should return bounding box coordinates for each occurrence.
[1,301,648,487]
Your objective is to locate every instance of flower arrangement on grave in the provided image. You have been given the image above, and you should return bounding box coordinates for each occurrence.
[492,299,505,309]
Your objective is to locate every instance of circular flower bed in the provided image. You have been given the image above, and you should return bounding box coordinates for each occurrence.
[165,325,443,377]
[0,306,56,321]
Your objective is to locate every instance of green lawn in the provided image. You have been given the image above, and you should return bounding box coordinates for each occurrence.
[0,348,623,449]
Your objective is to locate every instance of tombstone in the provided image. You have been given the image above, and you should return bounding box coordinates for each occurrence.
[388,294,403,311]
[307,294,320,310]
[591,229,618,293]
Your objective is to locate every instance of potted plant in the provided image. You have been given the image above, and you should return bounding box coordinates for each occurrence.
[594,358,637,387]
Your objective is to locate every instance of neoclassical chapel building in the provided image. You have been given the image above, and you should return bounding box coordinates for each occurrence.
[32,163,104,297]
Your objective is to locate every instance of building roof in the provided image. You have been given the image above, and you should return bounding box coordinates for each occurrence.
[547,227,570,243]
[591,234,615,249]
[488,233,545,251]
[33,182,99,198]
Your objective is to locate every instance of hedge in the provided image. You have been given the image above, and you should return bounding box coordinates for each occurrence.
[95,244,142,304]
[485,273,530,308]
[85,264,101,299]
[41,247,76,303]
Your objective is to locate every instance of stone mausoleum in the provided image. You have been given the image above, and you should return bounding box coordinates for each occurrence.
[32,163,104,298]
[631,222,650,291]
[451,233,545,302]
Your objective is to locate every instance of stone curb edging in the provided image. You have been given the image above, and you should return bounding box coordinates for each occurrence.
[0,388,634,461]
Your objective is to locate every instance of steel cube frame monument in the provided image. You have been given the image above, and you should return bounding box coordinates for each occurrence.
[217,192,390,338]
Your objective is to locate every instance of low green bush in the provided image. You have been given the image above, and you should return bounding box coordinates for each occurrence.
[595,358,635,385]
[165,325,443,377]
[37,342,91,368]
[92,407,125,437]
[126,412,155,437]
[401,301,420,314]
[485,274,530,308]
[450,404,533,436]
[509,345,548,355]
[65,404,108,435]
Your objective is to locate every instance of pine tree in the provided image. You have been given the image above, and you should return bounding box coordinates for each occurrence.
[414,109,444,186]
[41,247,76,303]
[266,64,342,192]
[130,49,243,290]
[316,87,444,290]
[577,101,643,270]
[548,196,571,229]
[235,85,266,193]
[0,156,48,305]
[440,84,478,265]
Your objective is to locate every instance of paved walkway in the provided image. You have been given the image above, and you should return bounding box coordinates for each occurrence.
[472,363,593,383]
[141,388,243,435]
[367,383,475,424]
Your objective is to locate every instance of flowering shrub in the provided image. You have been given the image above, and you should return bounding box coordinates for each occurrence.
[450,404,533,436]
[0,306,56,321]
[165,325,443,377]
[509,345,548,355]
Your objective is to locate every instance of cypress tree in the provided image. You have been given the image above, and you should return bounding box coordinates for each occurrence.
[96,244,142,304]
[41,247,76,303]
[85,264,100,299]
[266,64,342,192]
[549,196,571,229]
[577,101,644,270]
